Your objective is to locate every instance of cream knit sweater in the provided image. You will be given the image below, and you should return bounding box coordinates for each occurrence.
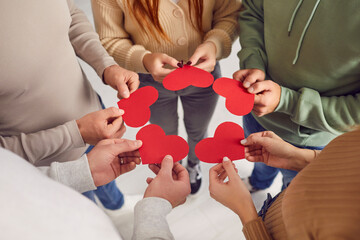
[92,0,241,73]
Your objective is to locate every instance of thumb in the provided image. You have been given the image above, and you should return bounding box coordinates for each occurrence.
[116,80,130,99]
[222,157,238,180]
[158,155,174,177]
[103,107,124,118]
[108,139,143,156]
[241,133,268,147]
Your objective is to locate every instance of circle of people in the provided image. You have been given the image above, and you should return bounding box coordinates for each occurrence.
[0,0,359,240]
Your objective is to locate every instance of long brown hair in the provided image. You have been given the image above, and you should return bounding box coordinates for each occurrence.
[126,0,203,42]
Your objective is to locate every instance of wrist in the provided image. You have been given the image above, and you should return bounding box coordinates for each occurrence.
[102,64,117,85]
[204,41,217,55]
[235,201,258,225]
[291,147,316,171]
[76,119,86,143]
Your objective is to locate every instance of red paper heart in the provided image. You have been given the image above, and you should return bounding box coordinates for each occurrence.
[136,124,189,164]
[195,122,245,163]
[117,86,158,128]
[163,65,214,91]
[213,77,254,116]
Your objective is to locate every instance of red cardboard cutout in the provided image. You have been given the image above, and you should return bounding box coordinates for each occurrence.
[163,65,214,91]
[213,77,254,116]
[117,86,158,128]
[195,122,245,163]
[136,124,189,164]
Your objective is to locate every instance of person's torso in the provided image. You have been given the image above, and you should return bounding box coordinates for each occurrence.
[0,0,101,163]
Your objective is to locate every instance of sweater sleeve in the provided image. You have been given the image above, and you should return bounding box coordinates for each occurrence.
[242,217,272,240]
[132,197,174,240]
[203,0,241,59]
[237,0,267,72]
[0,121,85,165]
[66,0,117,77]
[37,155,97,193]
[91,0,151,73]
[275,86,360,135]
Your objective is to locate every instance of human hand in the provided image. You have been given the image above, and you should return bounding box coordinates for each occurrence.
[209,157,257,224]
[233,68,265,88]
[103,64,140,99]
[143,53,178,82]
[188,41,217,72]
[87,138,142,187]
[241,131,316,171]
[76,107,126,145]
[144,155,191,208]
[247,80,281,116]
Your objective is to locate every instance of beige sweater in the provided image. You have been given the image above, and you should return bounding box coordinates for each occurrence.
[243,129,360,239]
[0,0,117,166]
[91,0,241,73]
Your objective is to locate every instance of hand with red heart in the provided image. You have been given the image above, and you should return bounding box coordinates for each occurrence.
[136,124,189,164]
[213,77,255,116]
[162,64,214,91]
[195,122,245,163]
[117,86,158,128]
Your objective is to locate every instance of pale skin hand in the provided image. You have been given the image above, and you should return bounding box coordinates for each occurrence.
[233,68,265,88]
[144,155,191,208]
[142,53,179,83]
[209,157,258,225]
[188,41,217,72]
[103,64,140,99]
[241,131,318,172]
[76,107,126,145]
[233,68,281,116]
[87,138,142,187]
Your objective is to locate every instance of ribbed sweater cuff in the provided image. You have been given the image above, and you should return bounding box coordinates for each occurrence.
[242,217,272,240]
[274,86,300,115]
[65,120,86,148]
[95,57,118,79]
[52,155,97,193]
[204,29,233,59]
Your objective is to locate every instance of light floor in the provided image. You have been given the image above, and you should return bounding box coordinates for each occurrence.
[75,1,282,239]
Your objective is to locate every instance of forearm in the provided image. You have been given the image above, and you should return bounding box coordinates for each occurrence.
[91,0,150,73]
[204,0,241,59]
[132,197,174,240]
[67,0,117,77]
[0,121,84,164]
[275,86,360,135]
[238,0,267,72]
[289,148,319,172]
[37,155,97,193]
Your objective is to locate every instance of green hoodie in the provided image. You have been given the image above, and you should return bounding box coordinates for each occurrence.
[238,0,360,146]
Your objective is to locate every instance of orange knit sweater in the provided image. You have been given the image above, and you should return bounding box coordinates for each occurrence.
[91,0,241,73]
[243,129,360,239]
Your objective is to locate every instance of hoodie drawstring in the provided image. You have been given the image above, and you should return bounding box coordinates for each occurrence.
[288,0,304,36]
[289,0,321,65]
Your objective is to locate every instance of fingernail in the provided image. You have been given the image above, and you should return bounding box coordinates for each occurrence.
[118,109,125,115]
[240,139,247,145]
[243,82,250,88]
[123,91,130,98]
[164,155,173,160]
[186,61,192,65]
[136,140,142,146]
[248,87,254,93]
[223,157,230,162]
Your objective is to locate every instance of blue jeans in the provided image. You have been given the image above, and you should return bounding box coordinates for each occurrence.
[243,113,324,190]
[82,96,124,210]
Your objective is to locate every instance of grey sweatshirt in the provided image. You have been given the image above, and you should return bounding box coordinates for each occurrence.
[0,148,174,240]
[0,0,117,167]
